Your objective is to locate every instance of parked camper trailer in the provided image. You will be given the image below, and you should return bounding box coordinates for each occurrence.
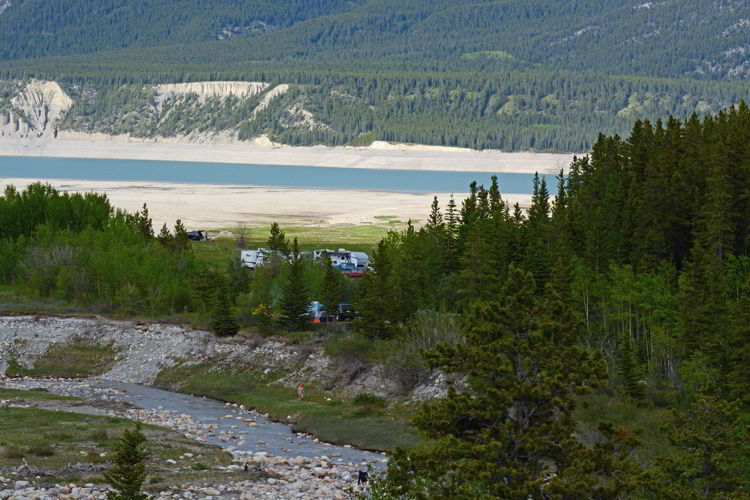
[240,248,271,270]
[312,248,369,272]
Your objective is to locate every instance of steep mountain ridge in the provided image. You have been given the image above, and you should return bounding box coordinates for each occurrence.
[1,0,749,80]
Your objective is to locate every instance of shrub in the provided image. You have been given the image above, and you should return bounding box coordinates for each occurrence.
[2,446,24,459]
[29,444,55,457]
[91,429,109,441]
[324,332,374,364]
[353,393,387,408]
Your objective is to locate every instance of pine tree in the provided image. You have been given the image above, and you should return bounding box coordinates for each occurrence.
[105,425,150,500]
[321,256,341,314]
[445,194,460,269]
[130,203,153,240]
[157,223,172,247]
[620,332,645,401]
[211,281,239,336]
[267,222,289,255]
[281,238,309,330]
[426,196,444,230]
[172,219,190,251]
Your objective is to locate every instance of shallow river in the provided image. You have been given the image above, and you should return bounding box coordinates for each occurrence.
[12,379,386,467]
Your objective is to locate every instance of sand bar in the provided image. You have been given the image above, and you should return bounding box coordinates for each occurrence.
[2,178,532,230]
[0,134,576,174]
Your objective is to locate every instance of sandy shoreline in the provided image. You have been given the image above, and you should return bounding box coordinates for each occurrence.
[0,134,576,174]
[2,178,533,229]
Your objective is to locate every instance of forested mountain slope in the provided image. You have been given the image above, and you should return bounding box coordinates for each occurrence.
[1,0,749,151]
[2,0,749,80]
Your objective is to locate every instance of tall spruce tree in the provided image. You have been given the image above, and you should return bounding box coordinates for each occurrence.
[211,280,239,336]
[281,238,309,330]
[105,425,150,500]
[356,240,396,339]
[267,222,290,255]
[321,256,341,313]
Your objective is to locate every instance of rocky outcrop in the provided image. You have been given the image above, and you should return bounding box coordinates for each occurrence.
[154,81,269,106]
[0,80,73,138]
[251,84,290,117]
[0,0,10,16]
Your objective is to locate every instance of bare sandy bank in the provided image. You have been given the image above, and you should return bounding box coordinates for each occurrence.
[0,133,576,174]
[1,178,532,230]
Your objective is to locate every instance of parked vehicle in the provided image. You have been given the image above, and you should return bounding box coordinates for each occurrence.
[336,303,356,321]
[187,230,209,241]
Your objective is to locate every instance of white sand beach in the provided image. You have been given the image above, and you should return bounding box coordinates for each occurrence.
[0,134,576,174]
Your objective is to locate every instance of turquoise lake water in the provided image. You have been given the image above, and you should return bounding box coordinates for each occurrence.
[0,156,556,194]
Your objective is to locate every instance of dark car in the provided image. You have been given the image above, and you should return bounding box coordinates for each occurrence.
[187,230,209,241]
[336,303,356,321]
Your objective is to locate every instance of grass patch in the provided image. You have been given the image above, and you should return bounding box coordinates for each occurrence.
[6,342,118,379]
[154,362,419,452]
[0,388,79,401]
[0,407,238,488]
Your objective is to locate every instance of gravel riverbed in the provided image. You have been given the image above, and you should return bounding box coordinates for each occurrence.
[0,315,400,499]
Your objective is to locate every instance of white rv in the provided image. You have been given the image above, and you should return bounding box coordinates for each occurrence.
[240,248,272,270]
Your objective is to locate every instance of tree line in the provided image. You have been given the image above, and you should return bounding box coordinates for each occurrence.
[354,105,750,498]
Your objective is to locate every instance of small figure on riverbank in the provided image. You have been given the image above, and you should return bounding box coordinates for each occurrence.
[358,462,368,487]
[297,383,304,400]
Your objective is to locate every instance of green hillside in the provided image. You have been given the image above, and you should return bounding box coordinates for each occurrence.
[2,0,749,80]
[1,0,749,151]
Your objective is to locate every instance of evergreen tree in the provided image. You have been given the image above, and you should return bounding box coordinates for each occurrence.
[321,256,341,313]
[382,266,611,499]
[356,240,396,339]
[211,280,239,336]
[172,219,190,251]
[426,196,444,230]
[445,194,460,269]
[131,203,153,240]
[156,223,172,247]
[641,396,750,499]
[620,332,645,401]
[267,222,290,255]
[281,238,308,330]
[105,424,150,500]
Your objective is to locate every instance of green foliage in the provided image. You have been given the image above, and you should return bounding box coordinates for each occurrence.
[280,238,309,330]
[620,333,645,402]
[105,424,150,500]
[0,183,197,315]
[6,342,118,379]
[210,281,239,337]
[639,396,750,499]
[381,267,624,499]
[321,256,342,313]
[267,223,289,255]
